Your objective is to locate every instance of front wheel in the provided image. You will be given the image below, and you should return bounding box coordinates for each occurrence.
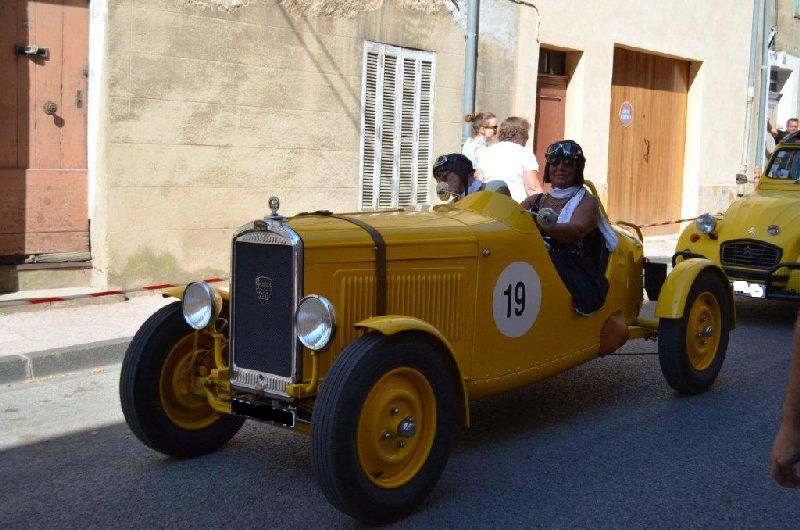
[658,270,731,394]
[311,332,457,524]
[119,301,244,457]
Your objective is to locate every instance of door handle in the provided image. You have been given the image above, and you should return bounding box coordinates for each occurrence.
[43,100,58,115]
[643,138,650,162]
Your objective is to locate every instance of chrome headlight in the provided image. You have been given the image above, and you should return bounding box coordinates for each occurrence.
[695,213,717,234]
[295,295,336,351]
[182,282,222,330]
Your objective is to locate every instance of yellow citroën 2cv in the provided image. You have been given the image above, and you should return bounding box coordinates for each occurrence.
[120,187,734,524]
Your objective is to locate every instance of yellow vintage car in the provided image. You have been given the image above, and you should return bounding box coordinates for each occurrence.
[675,131,800,300]
[120,187,734,524]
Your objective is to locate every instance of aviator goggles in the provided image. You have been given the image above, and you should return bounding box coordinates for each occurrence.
[545,140,584,166]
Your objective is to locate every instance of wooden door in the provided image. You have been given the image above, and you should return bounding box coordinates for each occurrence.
[534,74,567,171]
[0,0,89,261]
[607,48,689,236]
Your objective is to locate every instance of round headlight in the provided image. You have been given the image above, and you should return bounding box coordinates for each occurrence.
[695,213,717,234]
[295,295,336,351]
[182,282,222,330]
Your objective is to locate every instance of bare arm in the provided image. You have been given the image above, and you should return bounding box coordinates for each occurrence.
[539,195,599,244]
[523,169,543,196]
[771,313,800,487]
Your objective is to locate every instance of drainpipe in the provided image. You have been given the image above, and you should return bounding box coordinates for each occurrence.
[755,0,771,169]
[739,0,762,178]
[462,0,479,144]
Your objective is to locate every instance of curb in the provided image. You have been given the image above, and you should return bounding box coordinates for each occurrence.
[0,337,131,384]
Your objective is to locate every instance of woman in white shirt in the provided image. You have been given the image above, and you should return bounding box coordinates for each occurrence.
[461,112,497,170]
[477,116,541,202]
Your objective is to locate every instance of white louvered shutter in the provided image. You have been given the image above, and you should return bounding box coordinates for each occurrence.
[359,42,436,210]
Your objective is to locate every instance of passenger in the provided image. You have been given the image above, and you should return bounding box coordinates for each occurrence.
[520,140,618,316]
[432,153,510,200]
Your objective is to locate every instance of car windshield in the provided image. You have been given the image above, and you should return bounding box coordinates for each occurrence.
[766,148,800,180]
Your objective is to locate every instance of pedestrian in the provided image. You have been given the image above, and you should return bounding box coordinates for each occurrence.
[770,311,800,488]
[477,116,541,202]
[461,112,497,171]
[769,117,799,145]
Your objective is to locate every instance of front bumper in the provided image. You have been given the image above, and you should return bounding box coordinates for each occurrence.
[673,251,800,301]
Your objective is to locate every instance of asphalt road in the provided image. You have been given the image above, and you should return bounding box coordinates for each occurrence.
[1,298,798,527]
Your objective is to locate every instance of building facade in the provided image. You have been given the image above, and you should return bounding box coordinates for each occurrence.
[1,0,753,291]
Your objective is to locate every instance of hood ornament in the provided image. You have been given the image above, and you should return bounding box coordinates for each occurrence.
[747,226,757,235]
[266,196,286,222]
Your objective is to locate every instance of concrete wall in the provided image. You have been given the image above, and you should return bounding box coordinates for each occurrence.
[93,0,523,287]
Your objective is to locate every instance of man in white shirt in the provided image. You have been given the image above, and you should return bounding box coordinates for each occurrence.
[478,116,541,202]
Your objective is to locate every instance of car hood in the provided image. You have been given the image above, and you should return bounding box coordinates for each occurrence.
[283,192,536,263]
[720,189,800,247]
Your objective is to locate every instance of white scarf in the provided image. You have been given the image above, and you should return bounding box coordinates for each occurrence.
[549,186,618,251]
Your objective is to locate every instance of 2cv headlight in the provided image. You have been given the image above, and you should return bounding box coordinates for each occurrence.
[295,295,336,351]
[695,213,718,234]
[182,281,223,330]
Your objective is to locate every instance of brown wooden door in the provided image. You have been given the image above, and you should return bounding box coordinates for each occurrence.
[607,48,689,236]
[534,74,567,171]
[0,0,89,261]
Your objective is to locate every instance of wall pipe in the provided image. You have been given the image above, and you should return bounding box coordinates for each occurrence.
[755,0,771,169]
[739,0,763,178]
[462,0,479,144]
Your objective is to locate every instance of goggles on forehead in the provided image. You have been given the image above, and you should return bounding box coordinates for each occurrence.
[433,154,451,170]
[545,140,584,160]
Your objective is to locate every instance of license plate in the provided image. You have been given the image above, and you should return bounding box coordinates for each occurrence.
[732,280,765,298]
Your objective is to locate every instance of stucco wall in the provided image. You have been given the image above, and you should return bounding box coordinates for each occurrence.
[92,0,753,288]
[94,0,521,287]
[533,0,751,217]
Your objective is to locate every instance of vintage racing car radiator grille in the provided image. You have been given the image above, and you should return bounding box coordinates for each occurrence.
[230,227,302,398]
[720,239,782,270]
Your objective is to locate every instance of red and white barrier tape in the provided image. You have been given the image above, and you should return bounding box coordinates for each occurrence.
[637,217,697,228]
[0,277,226,309]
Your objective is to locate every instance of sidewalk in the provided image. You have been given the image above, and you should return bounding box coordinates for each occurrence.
[0,235,679,384]
[0,294,172,384]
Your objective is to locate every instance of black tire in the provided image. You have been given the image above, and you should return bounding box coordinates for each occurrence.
[311,332,457,524]
[658,270,730,394]
[120,301,244,457]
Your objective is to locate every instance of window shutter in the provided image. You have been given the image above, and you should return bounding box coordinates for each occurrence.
[360,42,436,210]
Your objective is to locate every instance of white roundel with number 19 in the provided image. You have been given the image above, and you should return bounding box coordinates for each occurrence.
[492,261,542,338]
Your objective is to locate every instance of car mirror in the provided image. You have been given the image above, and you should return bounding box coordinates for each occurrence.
[735,173,748,185]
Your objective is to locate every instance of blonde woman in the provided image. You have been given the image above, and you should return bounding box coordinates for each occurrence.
[461,112,497,171]
[478,116,541,202]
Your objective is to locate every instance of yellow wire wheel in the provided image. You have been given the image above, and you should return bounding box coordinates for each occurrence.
[684,291,722,371]
[357,367,437,489]
[158,333,221,430]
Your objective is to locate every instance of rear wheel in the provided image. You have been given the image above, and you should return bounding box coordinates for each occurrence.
[658,270,730,394]
[119,301,244,457]
[311,332,456,524]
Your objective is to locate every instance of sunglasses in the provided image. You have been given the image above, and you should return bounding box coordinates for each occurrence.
[483,125,498,131]
[546,155,578,167]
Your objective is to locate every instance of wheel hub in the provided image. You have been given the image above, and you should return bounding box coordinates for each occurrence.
[357,367,436,489]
